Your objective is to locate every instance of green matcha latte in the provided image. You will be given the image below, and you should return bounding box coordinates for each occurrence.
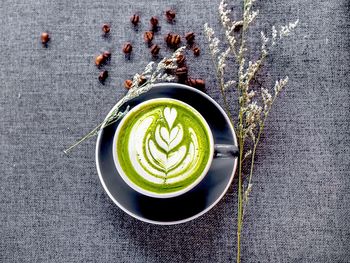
[114,98,214,197]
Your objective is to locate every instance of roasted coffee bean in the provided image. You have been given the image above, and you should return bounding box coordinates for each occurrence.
[130,14,140,26]
[163,59,174,74]
[98,70,108,83]
[164,33,181,48]
[164,67,174,75]
[150,44,160,56]
[185,32,195,44]
[95,54,105,66]
[186,78,205,89]
[139,76,147,85]
[193,46,200,56]
[176,54,186,66]
[122,42,133,54]
[164,59,172,65]
[143,31,154,43]
[41,32,50,45]
[150,16,159,30]
[102,24,110,34]
[124,79,133,89]
[195,78,205,89]
[165,10,176,22]
[103,51,111,60]
[175,66,188,79]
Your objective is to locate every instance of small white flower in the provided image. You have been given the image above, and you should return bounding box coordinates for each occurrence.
[247,10,259,24]
[204,23,214,38]
[244,149,252,160]
[156,59,167,71]
[224,80,236,90]
[244,183,253,202]
[280,19,299,38]
[261,88,273,112]
[173,46,186,57]
[218,48,230,72]
[274,76,289,94]
[248,127,256,142]
[219,0,231,28]
[261,31,268,44]
[144,62,155,74]
[260,31,269,55]
[205,23,221,57]
[289,19,299,29]
[246,90,256,103]
[245,101,262,126]
[272,26,277,46]
[212,38,221,55]
[165,75,175,82]
[247,183,253,193]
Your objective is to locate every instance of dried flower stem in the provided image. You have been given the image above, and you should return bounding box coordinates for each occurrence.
[64,47,185,154]
[244,78,288,211]
[236,1,250,260]
[205,0,297,262]
[211,48,234,124]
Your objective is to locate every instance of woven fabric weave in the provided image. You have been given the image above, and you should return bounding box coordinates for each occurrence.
[0,0,349,262]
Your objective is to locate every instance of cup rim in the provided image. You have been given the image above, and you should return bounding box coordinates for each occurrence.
[112,98,215,198]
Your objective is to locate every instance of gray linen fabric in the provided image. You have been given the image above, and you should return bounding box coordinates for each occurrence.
[0,0,349,262]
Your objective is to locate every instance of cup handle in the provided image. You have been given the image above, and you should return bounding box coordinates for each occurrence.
[214,144,239,158]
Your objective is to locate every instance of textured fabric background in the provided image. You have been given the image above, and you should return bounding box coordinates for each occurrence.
[0,0,349,262]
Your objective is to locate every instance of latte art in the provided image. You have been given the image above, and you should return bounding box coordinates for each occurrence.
[115,99,213,196]
[130,106,200,184]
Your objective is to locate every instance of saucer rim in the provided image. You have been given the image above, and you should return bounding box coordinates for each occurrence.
[95,83,238,225]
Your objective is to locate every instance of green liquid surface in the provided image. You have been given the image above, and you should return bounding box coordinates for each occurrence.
[116,99,212,194]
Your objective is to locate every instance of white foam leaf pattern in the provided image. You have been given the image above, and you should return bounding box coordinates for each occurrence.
[155,125,168,152]
[164,107,177,129]
[149,107,187,172]
[148,139,167,167]
[129,106,200,184]
[169,126,179,142]
[169,127,182,150]
[167,146,186,169]
[144,134,165,171]
[160,127,169,142]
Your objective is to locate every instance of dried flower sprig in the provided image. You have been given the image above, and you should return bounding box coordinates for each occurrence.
[204,0,298,262]
[64,47,185,154]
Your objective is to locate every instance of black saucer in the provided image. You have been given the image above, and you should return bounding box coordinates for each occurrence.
[96,83,238,225]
